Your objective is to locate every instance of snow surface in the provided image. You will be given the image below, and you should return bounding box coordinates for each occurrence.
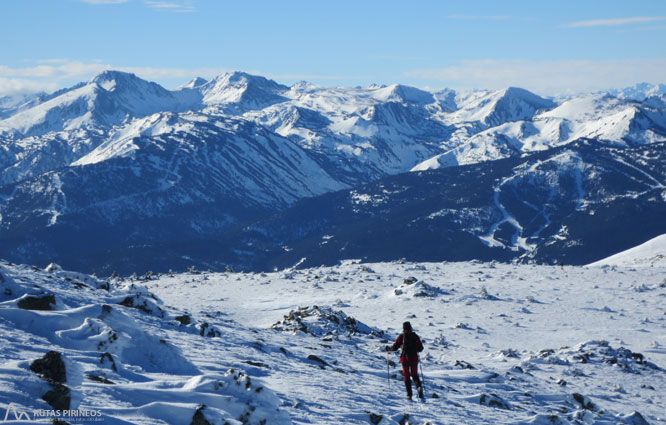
[2,258,663,424]
[588,233,666,267]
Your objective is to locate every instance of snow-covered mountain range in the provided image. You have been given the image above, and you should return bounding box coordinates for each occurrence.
[1,71,665,273]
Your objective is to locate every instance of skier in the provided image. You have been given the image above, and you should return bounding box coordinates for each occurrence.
[385,321,424,400]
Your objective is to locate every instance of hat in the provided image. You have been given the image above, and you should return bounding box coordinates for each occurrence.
[402,321,412,331]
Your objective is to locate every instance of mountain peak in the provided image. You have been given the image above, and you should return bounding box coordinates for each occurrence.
[500,87,554,105]
[89,70,173,96]
[202,71,288,109]
[213,71,288,90]
[371,83,435,105]
[91,70,141,85]
[178,77,208,90]
[290,80,318,92]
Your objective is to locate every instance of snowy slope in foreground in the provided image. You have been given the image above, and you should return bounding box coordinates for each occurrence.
[588,234,666,267]
[2,259,664,424]
[148,261,665,424]
[0,261,289,425]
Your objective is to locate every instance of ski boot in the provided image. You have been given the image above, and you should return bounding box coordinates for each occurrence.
[405,381,413,400]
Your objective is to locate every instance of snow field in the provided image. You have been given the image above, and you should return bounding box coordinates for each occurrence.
[149,260,666,424]
[0,257,664,424]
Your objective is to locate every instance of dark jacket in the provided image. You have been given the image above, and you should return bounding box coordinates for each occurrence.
[388,329,423,364]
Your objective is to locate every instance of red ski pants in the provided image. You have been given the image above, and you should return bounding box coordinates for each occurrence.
[402,362,419,383]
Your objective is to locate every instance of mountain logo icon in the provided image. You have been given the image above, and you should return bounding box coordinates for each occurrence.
[2,403,32,421]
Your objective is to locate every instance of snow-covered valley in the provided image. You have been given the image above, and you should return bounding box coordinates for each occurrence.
[1,252,664,424]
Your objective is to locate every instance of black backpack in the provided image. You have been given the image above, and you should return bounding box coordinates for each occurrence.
[401,332,420,357]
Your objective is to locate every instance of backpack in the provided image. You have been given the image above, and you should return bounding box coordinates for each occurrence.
[401,332,421,358]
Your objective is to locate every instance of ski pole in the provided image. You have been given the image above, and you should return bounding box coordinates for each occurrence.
[419,361,426,396]
[386,351,390,392]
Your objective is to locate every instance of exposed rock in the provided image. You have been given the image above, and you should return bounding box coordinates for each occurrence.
[572,393,595,411]
[394,279,446,298]
[100,352,117,371]
[479,393,511,410]
[242,360,269,369]
[454,360,475,369]
[271,305,382,337]
[369,412,383,425]
[119,295,153,314]
[30,351,67,384]
[18,294,56,310]
[175,314,191,325]
[30,352,71,411]
[190,405,213,425]
[199,321,221,337]
[86,374,115,385]
[307,354,329,369]
[43,384,71,411]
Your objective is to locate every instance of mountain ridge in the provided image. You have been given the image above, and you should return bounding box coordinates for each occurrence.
[1,70,665,274]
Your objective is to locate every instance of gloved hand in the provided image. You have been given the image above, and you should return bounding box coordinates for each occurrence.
[385,345,391,352]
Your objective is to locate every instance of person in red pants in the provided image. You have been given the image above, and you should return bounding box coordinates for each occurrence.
[386,321,424,400]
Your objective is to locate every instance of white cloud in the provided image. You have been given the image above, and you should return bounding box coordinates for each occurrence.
[0,61,231,81]
[0,62,111,79]
[563,16,665,28]
[144,1,195,12]
[0,60,233,96]
[0,78,58,97]
[405,59,666,95]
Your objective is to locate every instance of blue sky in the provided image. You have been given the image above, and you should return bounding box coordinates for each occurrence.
[1,0,665,96]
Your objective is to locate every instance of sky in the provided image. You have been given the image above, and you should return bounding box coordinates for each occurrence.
[1,0,666,96]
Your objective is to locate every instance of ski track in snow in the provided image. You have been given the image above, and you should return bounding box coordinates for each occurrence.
[479,176,534,252]
[2,259,664,424]
[45,173,67,226]
[610,152,666,190]
[520,199,552,240]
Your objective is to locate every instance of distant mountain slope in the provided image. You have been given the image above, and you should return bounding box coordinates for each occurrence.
[0,71,203,185]
[0,71,200,138]
[226,140,666,271]
[588,233,666,267]
[0,112,345,274]
[413,94,666,170]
